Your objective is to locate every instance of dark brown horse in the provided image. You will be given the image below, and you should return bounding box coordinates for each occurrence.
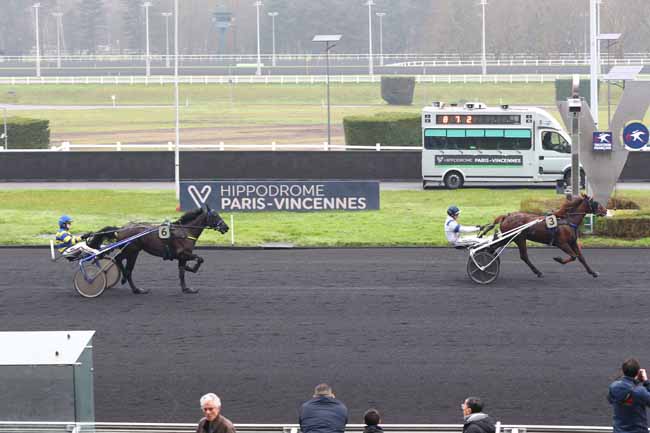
[480,194,607,278]
[87,206,229,294]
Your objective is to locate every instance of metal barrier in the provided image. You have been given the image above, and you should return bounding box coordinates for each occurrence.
[0,422,616,433]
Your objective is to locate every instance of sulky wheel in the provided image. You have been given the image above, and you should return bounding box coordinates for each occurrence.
[73,263,107,298]
[96,258,121,289]
[467,250,501,285]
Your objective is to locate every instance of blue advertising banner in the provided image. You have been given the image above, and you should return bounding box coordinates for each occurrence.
[180,180,380,212]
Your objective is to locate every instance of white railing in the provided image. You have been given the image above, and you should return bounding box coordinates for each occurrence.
[4,73,648,86]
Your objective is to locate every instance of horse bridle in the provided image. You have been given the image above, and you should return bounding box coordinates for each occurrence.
[566,197,600,216]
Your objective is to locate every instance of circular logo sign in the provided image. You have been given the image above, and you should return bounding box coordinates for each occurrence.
[622,121,649,150]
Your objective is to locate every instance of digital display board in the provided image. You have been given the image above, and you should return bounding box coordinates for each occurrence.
[436,114,521,125]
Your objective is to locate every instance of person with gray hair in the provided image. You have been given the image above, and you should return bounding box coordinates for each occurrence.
[196,393,236,433]
[461,397,495,433]
[299,383,348,433]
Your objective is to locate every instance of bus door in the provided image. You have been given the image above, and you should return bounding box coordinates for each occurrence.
[538,129,571,179]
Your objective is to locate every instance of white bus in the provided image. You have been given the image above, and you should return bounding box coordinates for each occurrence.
[422,102,579,189]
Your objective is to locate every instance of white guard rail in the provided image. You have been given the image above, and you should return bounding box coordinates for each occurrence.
[0,422,615,433]
[0,143,422,152]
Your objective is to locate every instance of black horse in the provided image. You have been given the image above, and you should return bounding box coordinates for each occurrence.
[87,206,229,294]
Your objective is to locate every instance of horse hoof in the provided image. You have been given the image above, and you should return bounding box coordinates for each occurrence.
[132,288,150,295]
[182,287,199,294]
[592,272,600,278]
[537,273,544,278]
[553,257,564,264]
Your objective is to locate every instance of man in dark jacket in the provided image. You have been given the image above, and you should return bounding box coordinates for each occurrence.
[196,393,236,433]
[299,384,348,433]
[462,397,496,433]
[608,358,650,433]
[363,408,383,433]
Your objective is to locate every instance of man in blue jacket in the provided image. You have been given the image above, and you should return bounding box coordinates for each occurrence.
[608,358,650,433]
[299,384,348,433]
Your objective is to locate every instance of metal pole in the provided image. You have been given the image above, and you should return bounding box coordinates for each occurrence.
[163,12,172,68]
[174,0,180,200]
[268,12,278,67]
[607,42,611,128]
[366,0,374,75]
[376,12,385,67]
[589,0,599,127]
[255,1,262,76]
[481,0,487,75]
[326,42,331,146]
[144,2,152,77]
[53,12,63,69]
[33,3,41,77]
[571,109,580,197]
[3,108,8,150]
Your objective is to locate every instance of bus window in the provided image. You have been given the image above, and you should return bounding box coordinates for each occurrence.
[542,131,571,153]
[424,129,446,150]
[423,128,531,151]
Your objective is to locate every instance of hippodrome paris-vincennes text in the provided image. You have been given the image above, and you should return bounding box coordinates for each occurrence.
[219,184,367,210]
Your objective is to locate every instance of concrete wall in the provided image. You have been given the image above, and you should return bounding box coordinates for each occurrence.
[0,151,648,182]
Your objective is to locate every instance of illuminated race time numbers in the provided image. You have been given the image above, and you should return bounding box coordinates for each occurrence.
[436,114,521,125]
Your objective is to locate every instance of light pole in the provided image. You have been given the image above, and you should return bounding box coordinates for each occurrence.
[598,33,621,128]
[480,0,487,75]
[143,1,152,77]
[162,12,172,68]
[365,0,375,75]
[174,0,180,200]
[254,1,263,76]
[268,12,278,67]
[376,12,385,67]
[312,35,342,147]
[52,12,63,69]
[589,0,599,126]
[2,107,7,149]
[33,3,41,77]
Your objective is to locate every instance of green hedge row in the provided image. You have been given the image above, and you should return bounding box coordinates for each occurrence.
[2,117,50,149]
[343,112,420,147]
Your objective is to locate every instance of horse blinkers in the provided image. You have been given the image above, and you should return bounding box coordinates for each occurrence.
[208,210,229,233]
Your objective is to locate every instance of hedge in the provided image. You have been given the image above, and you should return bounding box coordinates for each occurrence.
[343,112,420,147]
[2,117,50,149]
[380,76,415,105]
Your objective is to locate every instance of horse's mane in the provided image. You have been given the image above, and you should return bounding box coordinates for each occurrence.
[555,195,585,216]
[174,207,204,224]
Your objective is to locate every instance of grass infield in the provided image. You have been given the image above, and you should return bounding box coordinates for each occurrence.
[2,188,649,248]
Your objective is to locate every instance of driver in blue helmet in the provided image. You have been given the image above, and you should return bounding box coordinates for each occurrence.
[55,215,99,259]
[445,205,482,247]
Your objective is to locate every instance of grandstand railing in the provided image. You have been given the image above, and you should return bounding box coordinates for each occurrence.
[0,422,615,433]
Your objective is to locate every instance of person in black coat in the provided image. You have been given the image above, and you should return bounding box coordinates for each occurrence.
[462,397,496,433]
[299,384,348,433]
[363,408,383,433]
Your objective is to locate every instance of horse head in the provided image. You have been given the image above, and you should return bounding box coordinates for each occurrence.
[205,208,229,234]
[581,193,608,217]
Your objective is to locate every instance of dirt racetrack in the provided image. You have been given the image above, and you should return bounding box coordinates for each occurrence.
[1,247,649,425]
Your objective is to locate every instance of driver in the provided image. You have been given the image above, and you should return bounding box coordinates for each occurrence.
[55,215,100,259]
[445,205,482,247]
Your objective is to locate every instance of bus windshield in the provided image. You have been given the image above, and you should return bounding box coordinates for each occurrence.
[424,128,532,151]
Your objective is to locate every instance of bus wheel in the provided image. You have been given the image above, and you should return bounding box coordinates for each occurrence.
[444,171,464,190]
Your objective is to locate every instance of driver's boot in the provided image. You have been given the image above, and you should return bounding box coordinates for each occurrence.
[182,287,199,294]
[132,286,150,294]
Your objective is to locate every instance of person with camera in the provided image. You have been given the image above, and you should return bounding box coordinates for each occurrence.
[608,358,650,433]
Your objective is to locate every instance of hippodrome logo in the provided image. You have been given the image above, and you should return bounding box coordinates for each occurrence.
[435,155,523,166]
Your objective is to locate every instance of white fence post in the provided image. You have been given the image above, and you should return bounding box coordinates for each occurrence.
[324,141,329,151]
[271,141,277,151]
[230,215,235,246]
[62,141,70,151]
[116,141,122,151]
[219,141,225,151]
[167,141,173,151]
[376,142,381,151]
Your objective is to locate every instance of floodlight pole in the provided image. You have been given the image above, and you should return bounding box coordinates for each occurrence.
[376,12,385,67]
[33,3,41,77]
[143,2,152,77]
[365,0,375,75]
[268,12,278,67]
[53,12,63,69]
[162,12,172,68]
[174,0,180,200]
[589,0,599,127]
[480,0,487,75]
[255,1,263,76]
[326,41,333,146]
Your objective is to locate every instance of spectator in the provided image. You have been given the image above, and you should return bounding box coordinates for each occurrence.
[461,397,496,433]
[299,383,348,433]
[608,358,650,433]
[196,393,236,433]
[363,408,383,433]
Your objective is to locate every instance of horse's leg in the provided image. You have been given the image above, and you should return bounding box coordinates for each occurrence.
[125,251,149,294]
[515,237,543,278]
[552,242,578,265]
[183,253,204,273]
[178,258,199,294]
[572,240,599,278]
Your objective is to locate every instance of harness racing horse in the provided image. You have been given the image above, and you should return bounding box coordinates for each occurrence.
[480,194,607,278]
[87,206,229,294]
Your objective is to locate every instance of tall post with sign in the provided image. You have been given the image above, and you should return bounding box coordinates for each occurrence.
[568,75,582,198]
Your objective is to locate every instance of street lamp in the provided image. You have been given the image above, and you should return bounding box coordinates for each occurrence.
[365,0,374,75]
[480,0,487,75]
[52,12,63,69]
[33,3,41,77]
[254,1,263,76]
[597,33,621,128]
[162,12,172,68]
[268,12,278,67]
[312,34,342,147]
[143,1,152,77]
[376,12,385,67]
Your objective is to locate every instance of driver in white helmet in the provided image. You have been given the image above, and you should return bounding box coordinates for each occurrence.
[445,205,483,247]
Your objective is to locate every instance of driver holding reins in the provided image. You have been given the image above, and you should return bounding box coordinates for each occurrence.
[445,205,483,247]
[55,215,100,259]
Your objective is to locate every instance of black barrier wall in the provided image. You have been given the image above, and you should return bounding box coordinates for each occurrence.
[1,151,649,182]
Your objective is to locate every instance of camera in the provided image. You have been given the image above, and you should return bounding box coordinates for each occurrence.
[567,97,582,113]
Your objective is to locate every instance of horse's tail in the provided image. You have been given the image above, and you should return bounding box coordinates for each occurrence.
[493,214,509,225]
[86,226,120,249]
[478,213,509,237]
